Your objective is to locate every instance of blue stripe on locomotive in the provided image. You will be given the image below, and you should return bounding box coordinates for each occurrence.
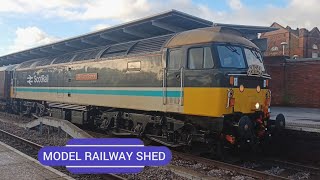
[15,87,181,98]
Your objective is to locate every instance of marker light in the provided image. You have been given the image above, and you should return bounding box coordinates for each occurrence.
[230,76,234,85]
[234,77,238,86]
[255,102,260,110]
[263,79,269,88]
[256,85,261,93]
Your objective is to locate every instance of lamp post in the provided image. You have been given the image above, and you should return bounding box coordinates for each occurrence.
[280,42,288,56]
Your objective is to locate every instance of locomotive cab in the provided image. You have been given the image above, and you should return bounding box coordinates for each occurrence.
[165,27,285,149]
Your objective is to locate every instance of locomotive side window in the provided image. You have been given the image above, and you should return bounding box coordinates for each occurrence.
[188,47,214,69]
[168,49,183,69]
[217,45,246,69]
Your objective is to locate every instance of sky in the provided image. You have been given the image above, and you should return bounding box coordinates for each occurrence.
[0,0,318,56]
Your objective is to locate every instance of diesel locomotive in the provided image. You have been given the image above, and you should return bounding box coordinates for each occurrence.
[0,27,285,153]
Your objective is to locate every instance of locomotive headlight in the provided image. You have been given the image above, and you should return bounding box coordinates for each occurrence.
[256,85,261,93]
[255,102,260,110]
[239,85,244,92]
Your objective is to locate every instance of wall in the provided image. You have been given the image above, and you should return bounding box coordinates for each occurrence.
[264,56,320,108]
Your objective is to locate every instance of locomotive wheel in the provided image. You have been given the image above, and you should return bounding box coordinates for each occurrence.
[275,113,285,130]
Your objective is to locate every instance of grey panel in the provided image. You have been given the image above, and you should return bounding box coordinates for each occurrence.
[128,34,173,55]
[18,60,38,69]
[73,48,103,62]
[53,54,74,64]
[35,57,56,67]
[100,42,136,58]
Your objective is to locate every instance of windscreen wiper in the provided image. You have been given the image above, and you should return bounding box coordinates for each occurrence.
[250,49,262,62]
[226,45,240,55]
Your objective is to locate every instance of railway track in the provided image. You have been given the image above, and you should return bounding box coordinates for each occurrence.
[172,150,288,180]
[0,128,125,180]
[0,112,319,179]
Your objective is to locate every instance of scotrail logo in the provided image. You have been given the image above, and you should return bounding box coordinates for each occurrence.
[27,74,49,85]
[27,75,33,85]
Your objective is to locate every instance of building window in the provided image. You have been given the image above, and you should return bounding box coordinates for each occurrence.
[270,46,279,51]
[312,44,318,50]
[312,52,318,58]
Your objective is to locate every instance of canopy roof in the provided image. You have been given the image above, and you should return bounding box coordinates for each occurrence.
[0,10,277,66]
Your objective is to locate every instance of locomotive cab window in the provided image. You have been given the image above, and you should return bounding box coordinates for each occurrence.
[217,45,246,69]
[168,49,183,69]
[188,47,214,69]
[244,48,265,71]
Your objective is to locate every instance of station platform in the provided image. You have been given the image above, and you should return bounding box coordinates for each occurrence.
[270,107,320,133]
[0,141,73,180]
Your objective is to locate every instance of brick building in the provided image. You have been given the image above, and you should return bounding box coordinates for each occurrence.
[260,22,320,58]
[264,56,320,108]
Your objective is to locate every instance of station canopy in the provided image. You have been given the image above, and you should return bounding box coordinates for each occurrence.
[0,10,277,66]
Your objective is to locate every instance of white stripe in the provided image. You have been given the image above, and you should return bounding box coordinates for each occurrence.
[65,145,144,147]
[67,166,144,168]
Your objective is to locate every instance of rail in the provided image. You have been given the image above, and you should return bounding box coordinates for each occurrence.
[0,128,126,180]
[172,151,288,180]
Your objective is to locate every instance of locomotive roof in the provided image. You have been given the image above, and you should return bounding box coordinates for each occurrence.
[165,27,258,49]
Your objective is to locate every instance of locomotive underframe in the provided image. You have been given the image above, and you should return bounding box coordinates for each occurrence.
[9,98,283,154]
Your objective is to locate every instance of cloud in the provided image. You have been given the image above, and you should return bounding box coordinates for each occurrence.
[227,0,242,10]
[8,26,58,53]
[0,0,77,13]
[0,0,319,31]
[90,23,111,31]
[189,0,320,30]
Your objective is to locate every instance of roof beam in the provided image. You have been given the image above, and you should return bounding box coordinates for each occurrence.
[123,28,150,38]
[17,53,32,58]
[40,48,63,54]
[151,20,185,32]
[30,50,47,56]
[21,52,40,59]
[13,55,25,60]
[65,41,92,49]
[52,45,76,52]
[81,38,101,46]
[100,33,122,43]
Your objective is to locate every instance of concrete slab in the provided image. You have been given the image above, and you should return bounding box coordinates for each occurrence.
[0,163,48,180]
[0,116,92,139]
[0,142,74,180]
[25,116,92,138]
[270,107,320,133]
[0,151,29,166]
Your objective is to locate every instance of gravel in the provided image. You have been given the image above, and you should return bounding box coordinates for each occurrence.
[264,166,285,175]
[122,167,188,180]
[288,172,310,180]
[0,120,69,146]
[170,156,255,180]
